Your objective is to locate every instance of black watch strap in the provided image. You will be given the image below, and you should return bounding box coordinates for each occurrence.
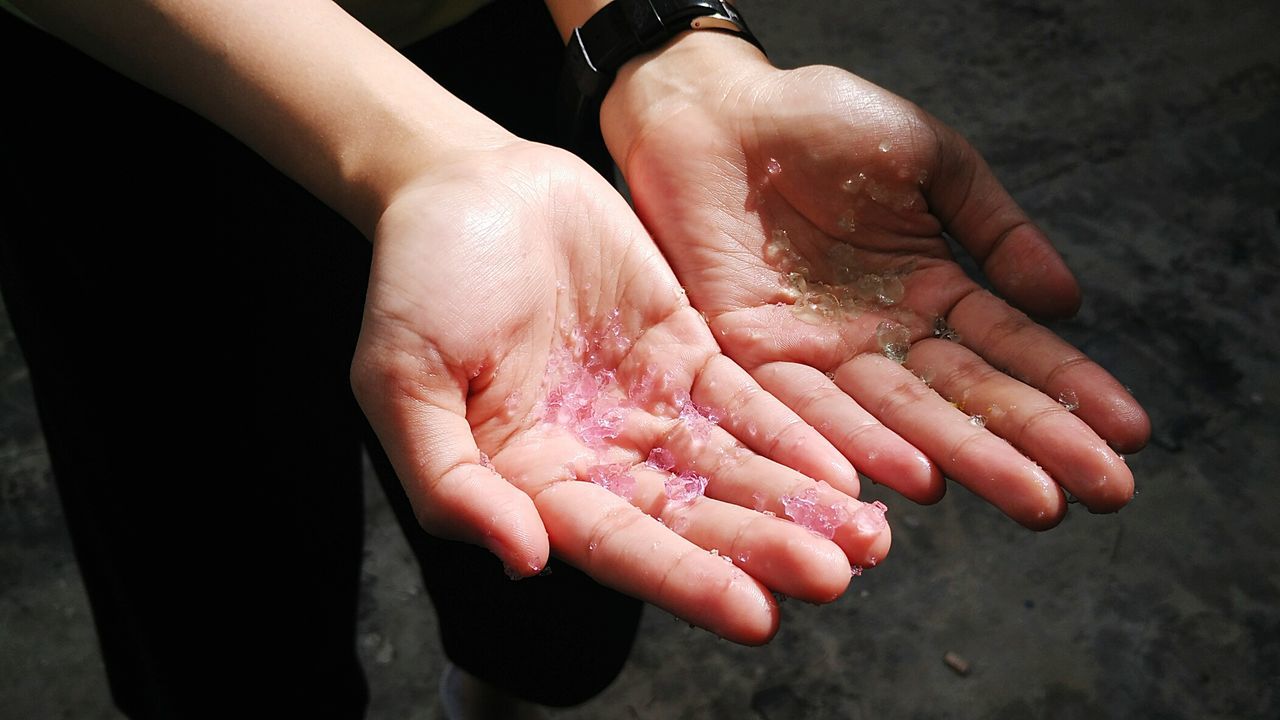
[558,0,764,152]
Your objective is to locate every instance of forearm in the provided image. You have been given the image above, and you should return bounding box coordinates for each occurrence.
[12,0,513,236]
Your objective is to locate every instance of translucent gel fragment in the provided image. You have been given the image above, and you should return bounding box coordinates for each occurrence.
[855,273,884,303]
[540,319,638,447]
[866,179,892,204]
[587,408,628,446]
[646,447,677,472]
[837,210,858,233]
[762,229,794,267]
[628,365,658,404]
[766,157,782,176]
[878,275,905,305]
[933,315,961,341]
[678,397,720,441]
[781,488,850,539]
[968,414,987,428]
[784,271,809,295]
[793,291,840,325]
[875,321,911,363]
[878,139,893,153]
[665,469,708,504]
[1058,389,1080,412]
[827,242,861,270]
[502,391,522,416]
[852,500,888,534]
[587,463,636,500]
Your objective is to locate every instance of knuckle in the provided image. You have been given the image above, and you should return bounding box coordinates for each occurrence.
[873,375,935,420]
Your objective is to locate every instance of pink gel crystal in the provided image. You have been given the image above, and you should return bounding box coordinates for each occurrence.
[853,500,889,534]
[781,488,851,540]
[628,365,659,404]
[646,447,677,472]
[664,469,708,504]
[680,394,721,440]
[541,315,660,448]
[587,463,636,500]
[541,348,625,448]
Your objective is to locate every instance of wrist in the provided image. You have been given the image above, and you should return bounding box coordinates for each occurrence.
[600,29,770,173]
[345,98,517,238]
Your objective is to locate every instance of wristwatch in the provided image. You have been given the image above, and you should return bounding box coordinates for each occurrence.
[558,0,764,151]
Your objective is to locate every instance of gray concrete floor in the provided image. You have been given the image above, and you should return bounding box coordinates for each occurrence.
[3,1,1278,718]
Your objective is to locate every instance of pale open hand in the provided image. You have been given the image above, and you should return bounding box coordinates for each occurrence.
[350,141,890,643]
[603,35,1150,529]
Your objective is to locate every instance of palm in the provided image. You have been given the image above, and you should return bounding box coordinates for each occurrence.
[352,144,889,644]
[619,65,1150,528]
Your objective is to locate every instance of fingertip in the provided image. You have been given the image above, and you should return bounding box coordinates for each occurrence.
[842,527,891,576]
[731,584,781,646]
[742,594,778,645]
[834,499,892,568]
[913,474,947,505]
[698,565,780,646]
[488,516,552,579]
[994,462,1069,531]
[413,464,549,574]
[1105,402,1152,455]
[1018,493,1068,531]
[865,519,892,567]
[882,453,946,505]
[793,538,855,603]
[1079,457,1136,515]
[829,457,860,498]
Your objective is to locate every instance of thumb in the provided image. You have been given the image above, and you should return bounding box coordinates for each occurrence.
[927,120,1082,319]
[351,344,550,577]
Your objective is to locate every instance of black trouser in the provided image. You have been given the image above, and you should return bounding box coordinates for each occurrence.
[0,3,638,717]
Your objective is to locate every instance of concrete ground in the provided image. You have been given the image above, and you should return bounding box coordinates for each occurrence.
[2,0,1277,718]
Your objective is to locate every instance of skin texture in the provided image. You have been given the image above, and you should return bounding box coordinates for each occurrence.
[602,32,1151,529]
[353,142,889,643]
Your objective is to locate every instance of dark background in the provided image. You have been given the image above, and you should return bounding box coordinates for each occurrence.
[2,1,1277,718]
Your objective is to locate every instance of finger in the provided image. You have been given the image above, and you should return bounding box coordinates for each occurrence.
[752,360,944,504]
[630,410,892,567]
[691,353,857,494]
[589,464,855,602]
[837,351,1067,529]
[907,339,1134,512]
[534,480,780,644]
[947,289,1152,453]
[927,121,1081,319]
[353,355,550,577]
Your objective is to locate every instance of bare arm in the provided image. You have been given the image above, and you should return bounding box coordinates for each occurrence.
[12,0,511,235]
